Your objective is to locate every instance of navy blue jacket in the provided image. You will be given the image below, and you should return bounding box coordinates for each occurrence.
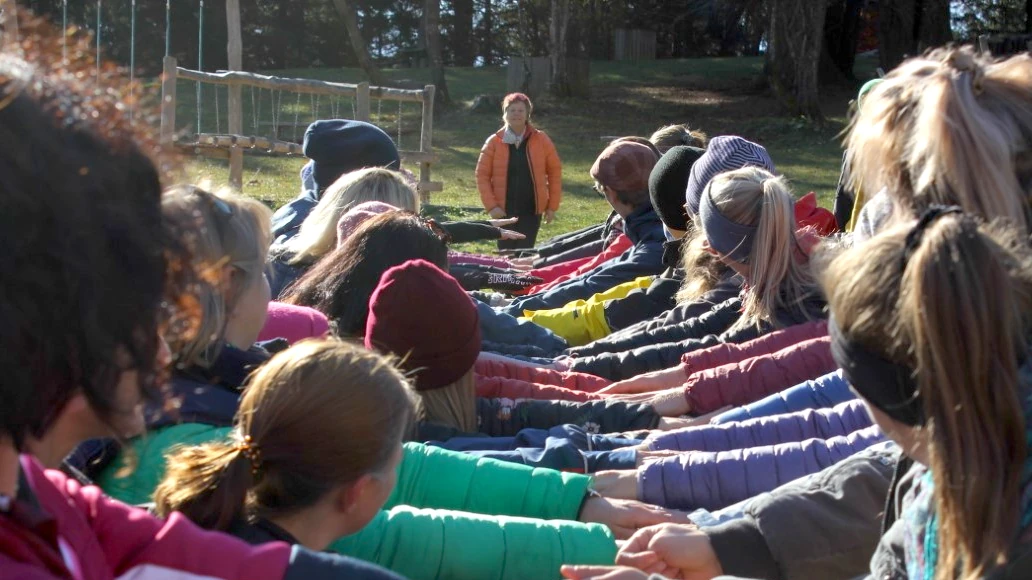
[427,424,641,472]
[501,204,666,316]
[270,164,319,243]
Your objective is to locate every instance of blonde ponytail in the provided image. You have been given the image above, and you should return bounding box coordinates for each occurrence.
[703,167,817,331]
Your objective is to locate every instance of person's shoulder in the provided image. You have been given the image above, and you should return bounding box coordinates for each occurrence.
[484,129,505,145]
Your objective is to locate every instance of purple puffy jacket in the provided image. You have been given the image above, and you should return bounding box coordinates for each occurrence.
[644,399,871,452]
[636,424,885,510]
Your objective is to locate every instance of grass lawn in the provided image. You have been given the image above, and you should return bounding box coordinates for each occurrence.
[177,57,875,249]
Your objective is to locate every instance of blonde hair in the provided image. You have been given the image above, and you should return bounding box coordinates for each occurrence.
[285,168,419,265]
[649,124,708,153]
[162,185,271,368]
[675,217,730,304]
[418,369,478,433]
[820,215,1032,580]
[154,339,418,531]
[846,46,1032,232]
[704,167,817,331]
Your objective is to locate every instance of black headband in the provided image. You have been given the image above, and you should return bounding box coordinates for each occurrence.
[829,316,924,426]
[830,205,964,427]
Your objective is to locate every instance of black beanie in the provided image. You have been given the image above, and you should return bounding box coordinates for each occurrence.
[649,146,705,232]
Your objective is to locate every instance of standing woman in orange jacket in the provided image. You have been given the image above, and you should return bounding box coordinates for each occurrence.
[476,93,563,249]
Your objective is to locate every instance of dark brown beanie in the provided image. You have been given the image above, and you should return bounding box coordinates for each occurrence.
[364,259,481,391]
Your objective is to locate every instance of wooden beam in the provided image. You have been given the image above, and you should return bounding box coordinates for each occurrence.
[226,0,244,191]
[178,133,305,155]
[175,68,425,102]
[160,56,178,144]
[399,150,440,164]
[418,84,436,202]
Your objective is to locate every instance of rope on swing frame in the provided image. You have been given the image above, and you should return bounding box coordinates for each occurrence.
[129,0,136,123]
[312,94,320,124]
[196,0,204,135]
[377,98,382,124]
[270,90,282,139]
[250,86,258,134]
[351,96,356,120]
[164,0,171,58]
[214,84,221,134]
[61,0,68,63]
[95,0,101,82]
[292,91,302,141]
[396,100,402,150]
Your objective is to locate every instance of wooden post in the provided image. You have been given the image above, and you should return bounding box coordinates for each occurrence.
[226,0,244,190]
[355,82,371,121]
[978,35,990,55]
[160,56,178,144]
[418,84,435,203]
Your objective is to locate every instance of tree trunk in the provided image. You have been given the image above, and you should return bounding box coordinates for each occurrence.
[481,0,495,65]
[823,0,864,79]
[878,0,951,71]
[548,0,572,97]
[917,0,952,49]
[452,0,475,66]
[330,0,387,86]
[424,0,451,109]
[767,0,828,125]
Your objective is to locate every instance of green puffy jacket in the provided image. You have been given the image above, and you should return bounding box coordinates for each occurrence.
[99,429,616,579]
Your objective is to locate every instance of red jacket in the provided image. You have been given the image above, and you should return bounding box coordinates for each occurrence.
[476,125,562,215]
[0,455,290,580]
[680,320,829,375]
[473,359,611,393]
[474,374,604,402]
[684,336,835,414]
[524,234,633,295]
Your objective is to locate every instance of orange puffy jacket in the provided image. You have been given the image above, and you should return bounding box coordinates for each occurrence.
[476,125,562,215]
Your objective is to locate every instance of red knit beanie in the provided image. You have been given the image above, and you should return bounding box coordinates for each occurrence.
[364,259,481,391]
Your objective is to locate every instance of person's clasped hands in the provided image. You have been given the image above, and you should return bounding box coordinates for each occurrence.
[561,523,723,580]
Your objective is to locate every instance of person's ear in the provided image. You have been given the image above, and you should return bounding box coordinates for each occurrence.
[701,239,720,256]
[333,474,377,515]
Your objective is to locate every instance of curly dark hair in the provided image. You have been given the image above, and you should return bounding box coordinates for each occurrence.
[0,18,190,447]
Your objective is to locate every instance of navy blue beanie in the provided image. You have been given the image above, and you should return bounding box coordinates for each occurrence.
[684,136,775,217]
[303,120,401,193]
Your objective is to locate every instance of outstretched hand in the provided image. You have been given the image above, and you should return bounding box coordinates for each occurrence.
[561,565,652,580]
[498,228,527,240]
[598,365,687,395]
[489,217,519,228]
[610,388,691,417]
[578,495,691,540]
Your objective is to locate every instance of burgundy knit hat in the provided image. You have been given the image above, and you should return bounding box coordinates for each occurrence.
[364,259,481,391]
[590,141,659,193]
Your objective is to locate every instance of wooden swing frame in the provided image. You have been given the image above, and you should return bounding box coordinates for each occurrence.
[159,0,441,201]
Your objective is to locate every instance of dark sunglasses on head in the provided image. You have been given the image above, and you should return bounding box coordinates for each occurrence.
[420,217,453,244]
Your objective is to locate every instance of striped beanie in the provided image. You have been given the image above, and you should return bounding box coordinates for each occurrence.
[684,136,775,217]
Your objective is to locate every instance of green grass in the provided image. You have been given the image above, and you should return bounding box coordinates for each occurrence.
[177,57,873,248]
